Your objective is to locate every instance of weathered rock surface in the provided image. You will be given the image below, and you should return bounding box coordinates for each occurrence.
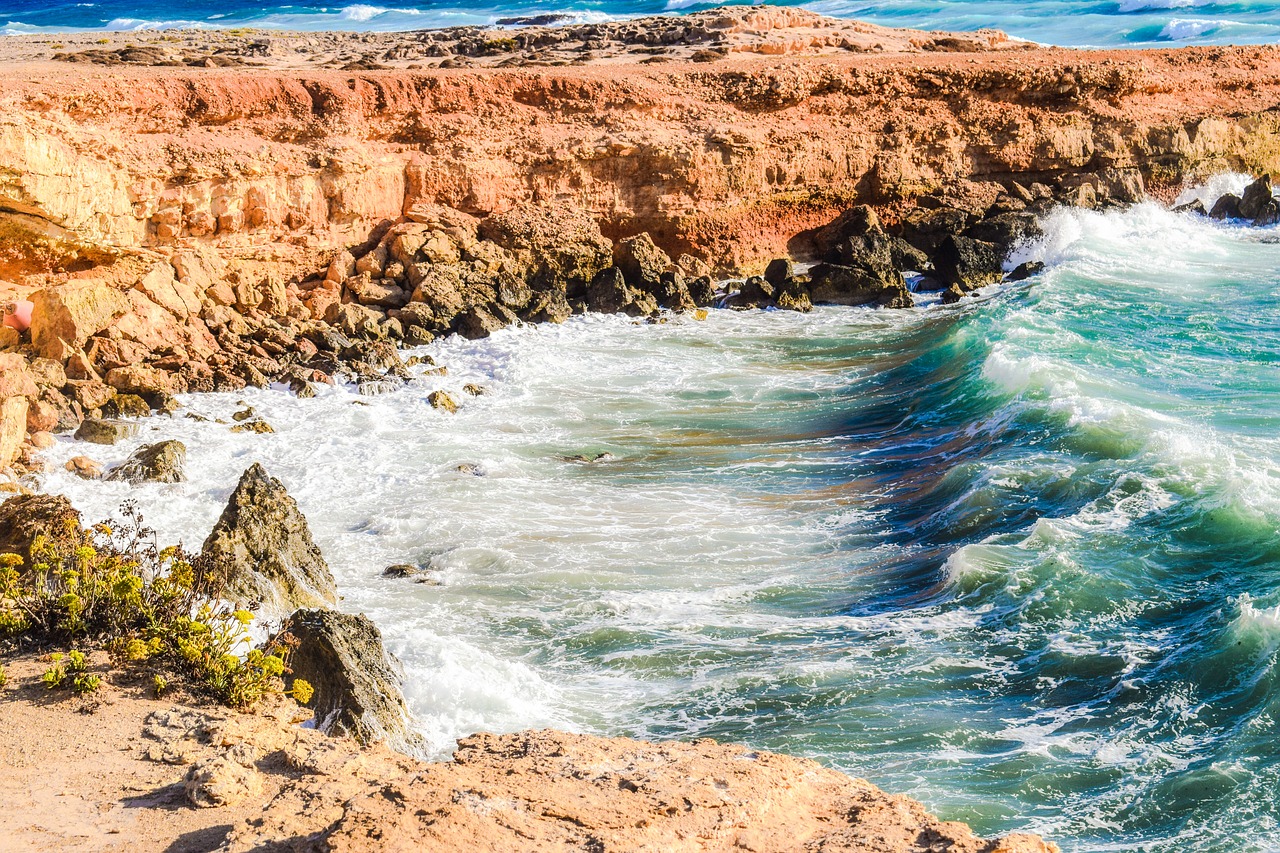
[105,439,187,484]
[200,464,337,616]
[0,652,1057,852]
[282,609,424,754]
[73,418,140,445]
[0,493,81,567]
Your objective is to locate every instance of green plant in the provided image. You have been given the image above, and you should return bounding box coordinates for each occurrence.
[0,502,299,709]
[0,663,6,688]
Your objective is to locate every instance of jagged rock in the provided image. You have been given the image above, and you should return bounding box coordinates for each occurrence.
[652,271,696,311]
[104,364,176,396]
[28,282,130,361]
[0,396,27,469]
[26,357,66,390]
[347,274,409,309]
[462,383,486,396]
[763,258,792,285]
[734,276,776,308]
[184,757,263,808]
[105,440,186,484]
[283,609,425,752]
[200,463,337,616]
[74,418,140,445]
[931,235,1004,291]
[230,419,274,434]
[478,206,613,295]
[1173,199,1207,216]
[1209,194,1242,220]
[1238,174,1274,221]
[1006,261,1045,282]
[965,211,1041,249]
[101,393,150,419]
[66,379,115,411]
[807,263,903,306]
[811,204,882,260]
[428,390,459,413]
[382,564,421,578]
[586,267,655,315]
[893,206,974,254]
[941,284,965,304]
[0,494,81,567]
[687,276,717,307]
[614,233,671,289]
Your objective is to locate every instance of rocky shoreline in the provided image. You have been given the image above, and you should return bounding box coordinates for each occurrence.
[4,5,1280,850]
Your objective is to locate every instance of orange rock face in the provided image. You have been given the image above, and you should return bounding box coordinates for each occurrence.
[2,23,1280,277]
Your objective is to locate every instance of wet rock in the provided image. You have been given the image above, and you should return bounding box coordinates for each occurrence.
[66,455,104,480]
[687,276,717,307]
[101,393,150,419]
[807,263,903,306]
[184,756,263,808]
[1238,174,1274,221]
[586,267,654,315]
[733,275,775,308]
[74,418,140,445]
[201,463,338,615]
[1006,261,1045,282]
[462,383,486,396]
[652,271,696,311]
[763,258,792,285]
[965,211,1041,249]
[382,564,421,578]
[1173,199,1207,216]
[941,284,965,304]
[1209,194,1242,220]
[0,494,81,567]
[428,390,459,413]
[930,235,1004,291]
[230,419,274,434]
[283,609,425,752]
[105,440,187,484]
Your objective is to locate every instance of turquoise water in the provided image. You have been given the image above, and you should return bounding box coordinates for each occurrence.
[40,198,1280,851]
[4,0,1280,46]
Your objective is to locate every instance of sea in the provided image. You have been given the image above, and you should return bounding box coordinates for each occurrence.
[2,0,1280,46]
[32,177,1280,851]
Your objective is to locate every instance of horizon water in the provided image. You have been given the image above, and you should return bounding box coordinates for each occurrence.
[4,0,1280,47]
[37,182,1280,851]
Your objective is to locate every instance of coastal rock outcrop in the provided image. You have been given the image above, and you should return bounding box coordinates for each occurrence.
[105,439,187,484]
[0,493,81,568]
[200,464,337,616]
[282,608,425,754]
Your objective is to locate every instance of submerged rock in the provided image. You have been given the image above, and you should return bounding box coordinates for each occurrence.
[283,609,425,753]
[105,440,187,484]
[201,463,337,616]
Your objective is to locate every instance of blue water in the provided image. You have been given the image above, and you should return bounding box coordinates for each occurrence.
[42,195,1280,851]
[3,0,1280,46]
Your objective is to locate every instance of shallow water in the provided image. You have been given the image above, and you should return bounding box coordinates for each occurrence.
[4,0,1280,46]
[39,192,1280,851]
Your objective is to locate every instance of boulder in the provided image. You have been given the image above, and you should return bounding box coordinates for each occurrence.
[0,394,28,469]
[652,272,696,311]
[106,440,187,484]
[101,393,150,419]
[73,418,139,445]
[807,263,903,306]
[105,364,177,396]
[428,390,459,413]
[1208,193,1242,220]
[26,357,67,390]
[930,235,1005,291]
[810,204,882,260]
[941,284,965,304]
[283,609,425,753]
[1238,175,1274,221]
[478,207,612,295]
[614,233,671,289]
[200,464,338,616]
[1006,261,1046,282]
[0,494,81,568]
[687,276,718,307]
[734,276,775,309]
[0,354,38,399]
[66,455,103,479]
[29,282,130,361]
[763,258,793,285]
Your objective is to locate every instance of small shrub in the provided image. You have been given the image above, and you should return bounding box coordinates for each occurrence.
[0,502,298,709]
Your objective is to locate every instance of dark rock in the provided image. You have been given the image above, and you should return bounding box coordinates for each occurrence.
[940,284,965,304]
[521,288,574,324]
[101,393,150,419]
[892,207,973,254]
[586,267,655,315]
[807,263,903,306]
[763,258,793,285]
[734,276,776,308]
[1254,200,1280,227]
[1238,175,1274,221]
[614,233,671,289]
[382,564,421,578]
[653,271,696,311]
[965,212,1041,251]
[889,238,929,273]
[282,609,425,753]
[455,305,516,339]
[930,235,1004,291]
[462,383,486,396]
[1006,261,1045,282]
[74,418,140,445]
[105,440,187,484]
[1173,199,1207,216]
[687,276,717,307]
[0,494,81,569]
[1208,193,1242,220]
[810,205,881,260]
[201,463,337,616]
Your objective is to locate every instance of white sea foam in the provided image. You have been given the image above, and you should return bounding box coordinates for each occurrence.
[1159,17,1239,39]
[1175,172,1253,211]
[1117,0,1211,10]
